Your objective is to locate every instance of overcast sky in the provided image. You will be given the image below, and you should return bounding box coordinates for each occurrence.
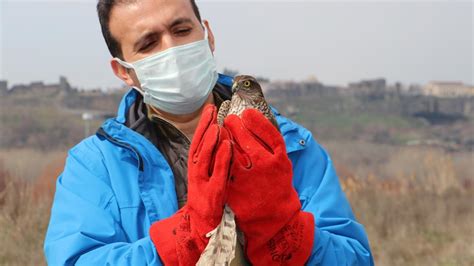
[0,0,472,89]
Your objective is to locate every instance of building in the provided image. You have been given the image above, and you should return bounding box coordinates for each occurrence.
[348,78,386,92]
[422,81,474,98]
[59,76,72,92]
[7,76,75,95]
[0,80,7,95]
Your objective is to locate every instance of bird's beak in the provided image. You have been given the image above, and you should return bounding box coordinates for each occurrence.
[232,83,237,93]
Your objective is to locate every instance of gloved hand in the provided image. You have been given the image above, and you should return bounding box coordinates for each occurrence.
[149,105,232,265]
[224,109,315,266]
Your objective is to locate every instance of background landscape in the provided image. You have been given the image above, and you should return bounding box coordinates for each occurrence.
[0,74,472,265]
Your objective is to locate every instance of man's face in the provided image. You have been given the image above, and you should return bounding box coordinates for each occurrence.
[109,0,215,87]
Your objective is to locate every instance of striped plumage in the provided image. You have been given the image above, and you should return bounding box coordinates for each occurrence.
[197,206,237,266]
[217,75,278,128]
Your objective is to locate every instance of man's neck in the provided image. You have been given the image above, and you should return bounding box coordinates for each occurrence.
[148,93,215,141]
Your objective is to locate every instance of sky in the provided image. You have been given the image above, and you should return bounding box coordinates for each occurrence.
[0,0,472,90]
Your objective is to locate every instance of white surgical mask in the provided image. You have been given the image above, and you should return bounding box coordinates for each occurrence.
[115,25,218,115]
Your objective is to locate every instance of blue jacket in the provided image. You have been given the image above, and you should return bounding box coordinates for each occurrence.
[44,75,374,265]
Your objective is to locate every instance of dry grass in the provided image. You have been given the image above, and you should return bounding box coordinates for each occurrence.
[0,176,50,266]
[0,149,65,181]
[0,149,64,265]
[335,143,474,266]
[0,144,472,265]
[350,187,474,266]
[325,140,473,188]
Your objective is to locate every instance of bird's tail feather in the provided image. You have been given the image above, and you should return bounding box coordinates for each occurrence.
[196,205,237,266]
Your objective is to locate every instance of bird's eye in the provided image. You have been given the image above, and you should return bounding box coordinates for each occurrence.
[243,81,251,88]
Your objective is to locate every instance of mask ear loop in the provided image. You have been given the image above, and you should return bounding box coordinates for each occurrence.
[202,21,209,40]
[131,86,145,96]
[112,57,146,96]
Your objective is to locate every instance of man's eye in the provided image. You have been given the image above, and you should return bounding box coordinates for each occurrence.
[140,41,155,52]
[175,28,191,36]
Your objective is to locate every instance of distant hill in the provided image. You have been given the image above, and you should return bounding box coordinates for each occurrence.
[0,82,472,151]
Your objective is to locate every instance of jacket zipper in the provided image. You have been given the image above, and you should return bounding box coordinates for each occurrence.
[96,127,145,171]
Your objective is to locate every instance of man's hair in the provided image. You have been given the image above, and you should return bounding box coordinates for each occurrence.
[97,0,202,59]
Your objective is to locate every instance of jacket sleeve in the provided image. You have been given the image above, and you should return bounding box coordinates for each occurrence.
[290,137,374,266]
[43,140,162,265]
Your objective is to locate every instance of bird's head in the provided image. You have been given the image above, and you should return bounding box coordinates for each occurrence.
[231,75,263,97]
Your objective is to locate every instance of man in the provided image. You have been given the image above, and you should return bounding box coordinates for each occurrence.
[44,0,374,265]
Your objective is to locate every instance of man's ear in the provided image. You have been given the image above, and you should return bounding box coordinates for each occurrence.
[110,59,137,87]
[203,20,215,53]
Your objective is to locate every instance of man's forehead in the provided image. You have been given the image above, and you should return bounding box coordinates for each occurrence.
[109,0,197,46]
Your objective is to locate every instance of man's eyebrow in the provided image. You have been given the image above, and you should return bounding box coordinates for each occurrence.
[169,17,194,28]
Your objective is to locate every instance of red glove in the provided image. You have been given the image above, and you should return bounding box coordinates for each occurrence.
[149,105,232,265]
[224,109,315,265]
